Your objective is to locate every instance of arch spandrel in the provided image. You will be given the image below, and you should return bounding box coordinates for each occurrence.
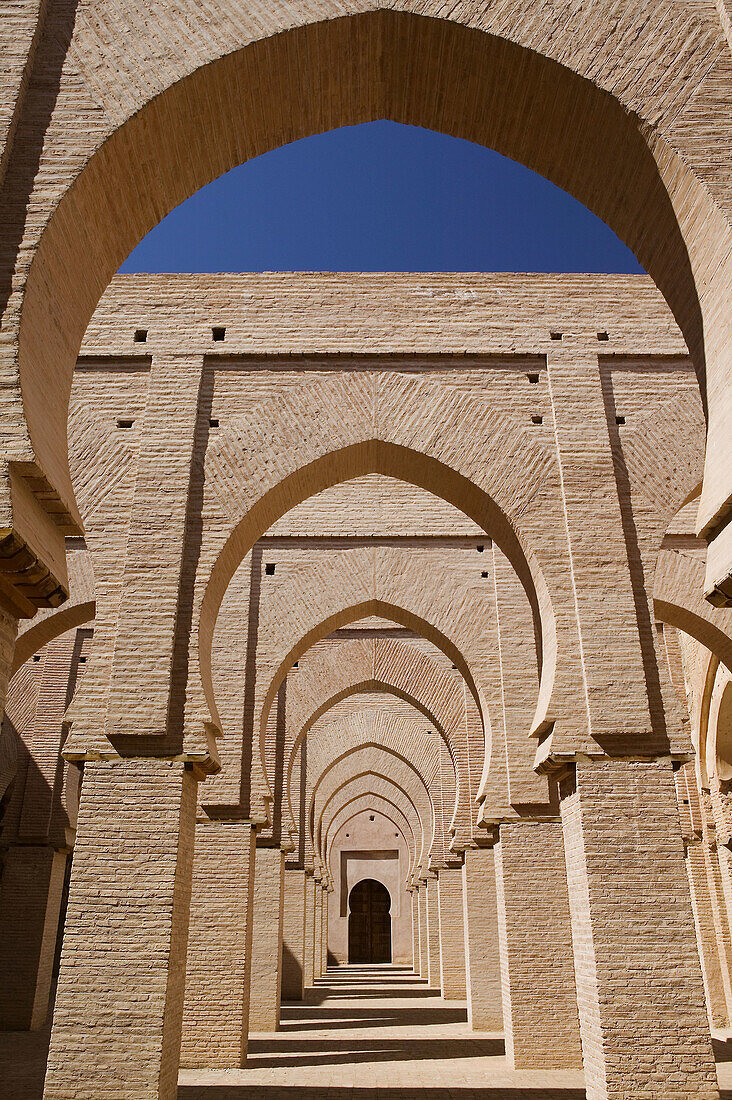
[13,3,729,518]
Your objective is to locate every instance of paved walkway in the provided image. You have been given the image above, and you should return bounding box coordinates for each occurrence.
[4,964,732,1097]
[180,964,582,1099]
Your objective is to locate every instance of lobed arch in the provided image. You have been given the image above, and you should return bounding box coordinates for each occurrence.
[15,2,732,546]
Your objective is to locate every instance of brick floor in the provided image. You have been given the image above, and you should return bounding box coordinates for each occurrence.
[3,964,732,1098]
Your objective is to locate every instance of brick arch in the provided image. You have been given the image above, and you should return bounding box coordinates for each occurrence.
[287,677,465,848]
[250,595,484,824]
[309,737,439,875]
[15,2,731,546]
[11,549,95,674]
[325,796,420,888]
[654,550,732,675]
[305,710,445,863]
[313,753,435,882]
[197,437,559,747]
[279,636,481,848]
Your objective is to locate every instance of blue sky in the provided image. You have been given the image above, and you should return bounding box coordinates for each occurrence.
[120,121,644,275]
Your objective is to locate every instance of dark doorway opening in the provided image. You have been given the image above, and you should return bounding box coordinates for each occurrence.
[348,879,392,963]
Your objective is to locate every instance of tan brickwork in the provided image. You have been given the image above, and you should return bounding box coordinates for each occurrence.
[249,846,285,1031]
[43,760,197,1100]
[561,759,718,1099]
[281,868,307,1000]
[437,866,466,999]
[463,847,503,1031]
[180,821,256,1067]
[495,822,583,1070]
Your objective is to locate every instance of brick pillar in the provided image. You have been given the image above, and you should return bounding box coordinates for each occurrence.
[495,821,582,1069]
[410,889,420,975]
[437,866,466,998]
[0,604,18,799]
[321,886,329,971]
[418,885,429,978]
[561,759,719,1099]
[463,847,503,1030]
[314,882,323,977]
[249,846,284,1031]
[686,840,732,1028]
[180,819,256,1067]
[303,874,316,987]
[43,760,196,1100]
[425,875,441,989]
[281,868,306,999]
[0,845,67,1028]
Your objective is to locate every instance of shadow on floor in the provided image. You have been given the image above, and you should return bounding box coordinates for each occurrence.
[278,1006,468,1030]
[247,1036,505,1067]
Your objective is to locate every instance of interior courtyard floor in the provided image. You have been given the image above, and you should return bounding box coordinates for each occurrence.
[4,965,732,1098]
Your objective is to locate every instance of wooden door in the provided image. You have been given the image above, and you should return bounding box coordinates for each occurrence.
[348,879,392,963]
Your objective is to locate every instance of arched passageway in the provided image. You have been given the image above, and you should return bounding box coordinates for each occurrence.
[4,268,732,1098]
[348,879,392,964]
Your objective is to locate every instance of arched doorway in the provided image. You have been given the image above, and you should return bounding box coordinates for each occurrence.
[348,880,392,964]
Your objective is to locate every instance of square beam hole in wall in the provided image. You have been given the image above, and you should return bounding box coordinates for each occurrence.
[597,331,609,341]
[265,562,276,576]
[134,328,147,343]
[212,326,226,342]
[527,372,540,384]
[209,418,219,428]
[531,414,543,425]
[476,544,484,553]
[481,570,489,578]
[616,415,626,425]
[550,331,563,341]
[116,418,134,428]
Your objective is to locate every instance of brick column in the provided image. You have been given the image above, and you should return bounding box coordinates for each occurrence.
[437,866,466,998]
[43,760,196,1100]
[281,868,306,999]
[561,759,719,1099]
[0,604,18,799]
[180,819,256,1067]
[410,889,420,975]
[314,883,323,978]
[425,875,441,989]
[0,845,67,1028]
[321,886,329,971]
[303,874,316,987]
[686,840,732,1028]
[249,846,284,1031]
[463,847,502,1030]
[495,821,582,1069]
[417,885,429,978]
